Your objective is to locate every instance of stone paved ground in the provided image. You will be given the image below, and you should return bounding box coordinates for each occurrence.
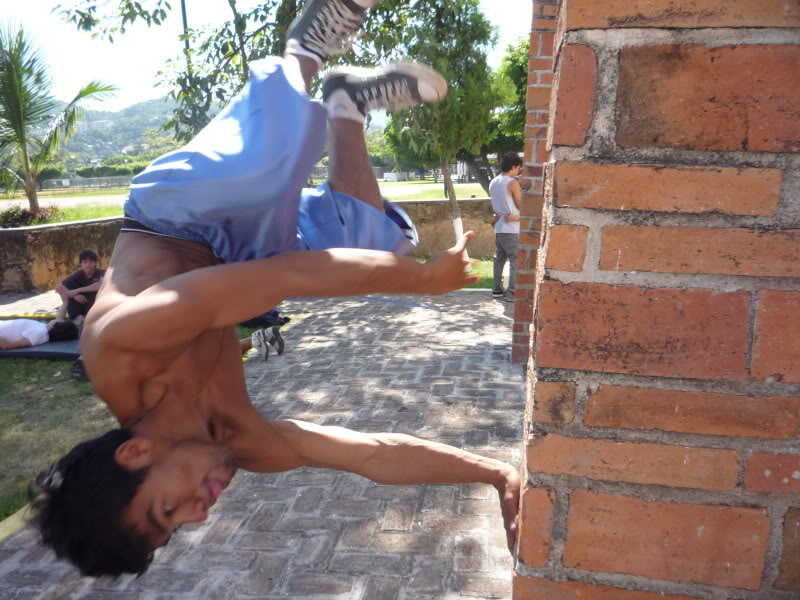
[0,292,524,600]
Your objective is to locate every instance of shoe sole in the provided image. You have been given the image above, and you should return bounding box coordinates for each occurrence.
[324,61,448,103]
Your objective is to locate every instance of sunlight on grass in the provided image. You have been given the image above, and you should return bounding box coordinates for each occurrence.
[50,203,124,223]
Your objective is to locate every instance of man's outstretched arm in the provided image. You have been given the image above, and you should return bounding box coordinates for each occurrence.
[95,233,478,353]
[238,418,521,553]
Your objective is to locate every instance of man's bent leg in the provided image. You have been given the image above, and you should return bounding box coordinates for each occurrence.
[328,118,383,211]
[322,63,449,213]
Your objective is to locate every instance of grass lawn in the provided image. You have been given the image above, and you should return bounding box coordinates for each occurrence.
[51,203,124,222]
[0,358,116,521]
[466,258,493,289]
[0,187,128,201]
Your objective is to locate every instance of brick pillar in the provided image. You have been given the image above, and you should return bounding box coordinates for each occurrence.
[512,0,555,366]
[515,1,800,598]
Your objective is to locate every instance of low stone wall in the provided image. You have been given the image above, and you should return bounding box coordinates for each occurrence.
[400,198,495,258]
[0,218,121,293]
[0,199,495,293]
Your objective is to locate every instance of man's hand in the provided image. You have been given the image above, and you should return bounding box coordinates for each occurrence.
[422,232,480,295]
[504,214,521,223]
[493,213,501,225]
[494,465,521,554]
[73,294,89,304]
[56,284,68,298]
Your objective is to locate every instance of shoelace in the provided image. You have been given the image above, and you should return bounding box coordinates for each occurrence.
[302,0,364,58]
[356,78,416,113]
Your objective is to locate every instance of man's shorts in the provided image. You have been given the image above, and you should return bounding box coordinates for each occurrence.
[123,57,416,263]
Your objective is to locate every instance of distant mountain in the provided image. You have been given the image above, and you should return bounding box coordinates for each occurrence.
[64,98,178,162]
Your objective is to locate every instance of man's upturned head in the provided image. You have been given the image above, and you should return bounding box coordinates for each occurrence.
[30,428,237,577]
[29,428,154,577]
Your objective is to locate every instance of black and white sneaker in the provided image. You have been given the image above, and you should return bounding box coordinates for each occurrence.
[285,0,377,67]
[265,326,285,355]
[322,62,447,123]
[492,289,505,298]
[251,329,271,362]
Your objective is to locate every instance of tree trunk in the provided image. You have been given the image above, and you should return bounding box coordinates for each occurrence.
[24,169,39,214]
[273,0,298,55]
[464,156,491,195]
[481,152,496,179]
[441,161,463,241]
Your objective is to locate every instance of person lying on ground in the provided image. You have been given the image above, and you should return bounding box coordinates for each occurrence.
[0,318,79,350]
[28,0,519,578]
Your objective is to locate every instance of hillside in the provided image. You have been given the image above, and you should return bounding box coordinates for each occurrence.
[64,98,178,162]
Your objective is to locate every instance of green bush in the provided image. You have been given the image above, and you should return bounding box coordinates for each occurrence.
[0,204,63,228]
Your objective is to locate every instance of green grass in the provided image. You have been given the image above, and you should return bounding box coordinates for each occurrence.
[50,203,124,222]
[382,182,487,202]
[466,258,494,289]
[0,358,117,521]
[0,187,128,201]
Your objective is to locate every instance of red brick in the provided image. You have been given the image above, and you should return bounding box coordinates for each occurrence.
[544,225,587,272]
[532,17,556,31]
[554,162,781,216]
[542,5,558,18]
[585,385,800,440]
[776,508,800,590]
[565,0,800,29]
[752,291,800,384]
[617,45,800,153]
[513,301,533,323]
[538,72,553,85]
[541,32,555,57]
[535,281,749,381]
[745,453,800,494]
[517,487,555,567]
[550,45,597,147]
[600,226,800,277]
[527,57,554,71]
[531,381,575,424]
[526,85,552,111]
[519,232,541,246]
[513,577,703,600]
[528,435,738,490]
[564,490,770,589]
[512,345,529,365]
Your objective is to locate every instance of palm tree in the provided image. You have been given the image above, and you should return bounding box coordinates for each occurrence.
[0,24,116,213]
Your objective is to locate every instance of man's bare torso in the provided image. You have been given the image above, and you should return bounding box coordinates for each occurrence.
[81,233,253,432]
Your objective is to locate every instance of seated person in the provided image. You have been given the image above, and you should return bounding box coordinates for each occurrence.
[0,319,79,350]
[55,249,105,320]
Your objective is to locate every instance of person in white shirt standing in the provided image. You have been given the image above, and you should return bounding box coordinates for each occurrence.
[489,152,524,302]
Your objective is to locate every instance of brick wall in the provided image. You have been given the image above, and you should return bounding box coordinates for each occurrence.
[515,1,800,598]
[512,0,556,365]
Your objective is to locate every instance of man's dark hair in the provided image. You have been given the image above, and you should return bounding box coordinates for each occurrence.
[28,428,155,577]
[78,249,99,262]
[500,152,523,173]
[47,320,79,342]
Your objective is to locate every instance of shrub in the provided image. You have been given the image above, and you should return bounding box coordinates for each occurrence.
[0,205,62,228]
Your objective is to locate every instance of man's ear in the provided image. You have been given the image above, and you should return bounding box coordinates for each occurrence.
[114,438,154,469]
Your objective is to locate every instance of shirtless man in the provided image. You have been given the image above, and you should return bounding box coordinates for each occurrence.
[29,0,520,577]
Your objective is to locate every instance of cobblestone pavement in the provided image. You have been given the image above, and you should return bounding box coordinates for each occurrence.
[0,292,524,600]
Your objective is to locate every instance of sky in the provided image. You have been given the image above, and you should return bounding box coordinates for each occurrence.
[1,0,532,112]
